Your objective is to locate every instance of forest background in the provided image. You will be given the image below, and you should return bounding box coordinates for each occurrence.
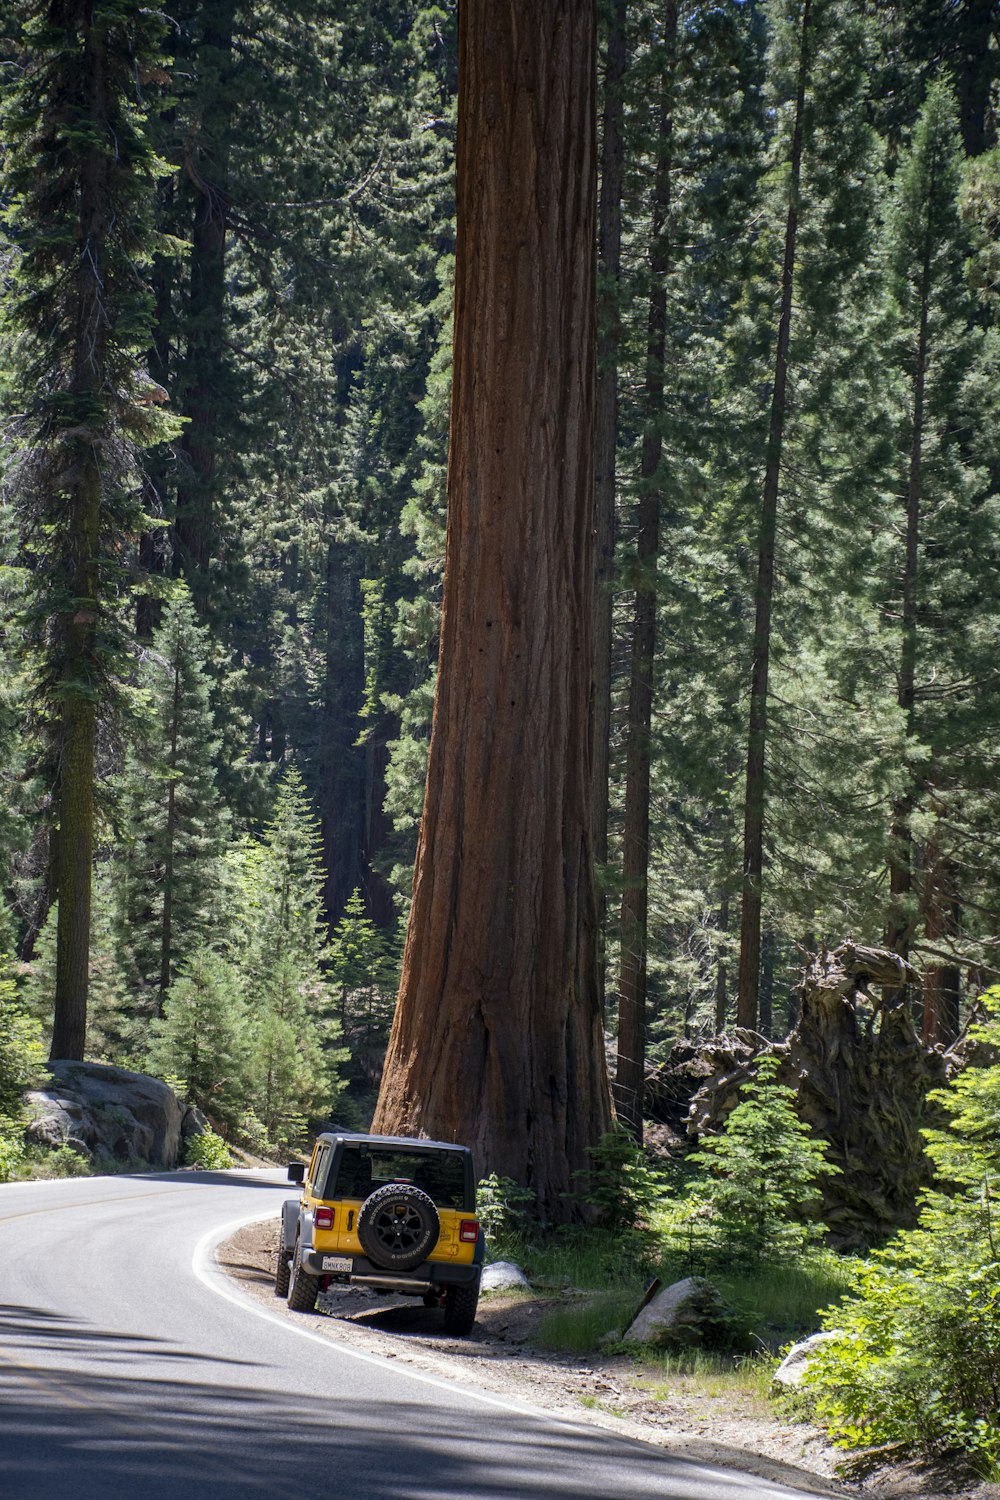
[0,0,999,1154]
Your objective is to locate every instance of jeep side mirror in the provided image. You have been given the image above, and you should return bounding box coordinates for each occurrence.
[287,1162,305,1184]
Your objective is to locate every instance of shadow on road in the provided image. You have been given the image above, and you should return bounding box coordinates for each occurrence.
[0,1358,802,1500]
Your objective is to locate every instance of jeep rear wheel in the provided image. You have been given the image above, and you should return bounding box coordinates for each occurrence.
[443,1281,479,1336]
[356,1183,440,1271]
[286,1238,320,1312]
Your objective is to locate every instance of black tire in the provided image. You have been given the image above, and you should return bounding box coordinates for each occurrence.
[356,1183,440,1272]
[286,1237,320,1313]
[443,1281,479,1336]
[274,1233,291,1298]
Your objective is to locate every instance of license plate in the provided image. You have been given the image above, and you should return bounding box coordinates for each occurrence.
[321,1256,353,1273]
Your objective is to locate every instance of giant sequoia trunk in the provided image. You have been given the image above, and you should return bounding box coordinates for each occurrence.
[373,0,611,1220]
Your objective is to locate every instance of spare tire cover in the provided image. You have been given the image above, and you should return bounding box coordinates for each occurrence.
[356,1182,440,1271]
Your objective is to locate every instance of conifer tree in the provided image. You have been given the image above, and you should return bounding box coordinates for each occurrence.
[2,0,177,1058]
[229,767,346,1138]
[881,84,1000,1040]
[116,587,229,1007]
[147,950,250,1133]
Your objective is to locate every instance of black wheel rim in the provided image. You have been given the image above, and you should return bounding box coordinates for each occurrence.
[371,1201,428,1255]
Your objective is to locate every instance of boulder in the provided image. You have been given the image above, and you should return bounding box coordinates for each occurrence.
[25,1061,185,1168]
[772,1331,842,1387]
[623,1276,735,1348]
[482,1260,531,1291]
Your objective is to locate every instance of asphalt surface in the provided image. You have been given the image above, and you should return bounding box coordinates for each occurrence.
[0,1168,823,1499]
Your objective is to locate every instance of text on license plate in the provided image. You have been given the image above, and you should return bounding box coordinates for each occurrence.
[321,1255,353,1273]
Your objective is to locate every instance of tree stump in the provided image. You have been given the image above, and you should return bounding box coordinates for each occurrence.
[653,943,964,1247]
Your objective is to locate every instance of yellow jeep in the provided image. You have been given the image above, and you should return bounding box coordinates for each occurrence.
[276,1132,483,1335]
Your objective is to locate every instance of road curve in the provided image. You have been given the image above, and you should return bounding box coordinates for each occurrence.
[0,1168,822,1500]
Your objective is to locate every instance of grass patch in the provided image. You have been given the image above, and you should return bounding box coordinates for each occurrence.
[638,1348,777,1402]
[535,1290,640,1354]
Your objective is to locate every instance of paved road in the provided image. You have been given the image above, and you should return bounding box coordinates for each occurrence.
[0,1169,822,1499]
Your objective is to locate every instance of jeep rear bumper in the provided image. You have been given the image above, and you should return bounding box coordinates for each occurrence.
[300,1250,481,1291]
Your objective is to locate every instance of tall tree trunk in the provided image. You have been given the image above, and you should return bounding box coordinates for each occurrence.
[887,236,931,968]
[714,887,730,1033]
[373,0,609,1220]
[159,655,182,1003]
[736,0,811,1029]
[955,0,998,158]
[320,540,365,926]
[614,25,676,1141]
[172,0,234,609]
[922,812,961,1047]
[593,0,627,1009]
[52,11,115,1060]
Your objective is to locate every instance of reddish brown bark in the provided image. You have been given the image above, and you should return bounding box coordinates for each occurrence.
[373,0,610,1219]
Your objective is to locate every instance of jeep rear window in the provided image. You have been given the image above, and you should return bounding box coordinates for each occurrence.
[328,1146,467,1209]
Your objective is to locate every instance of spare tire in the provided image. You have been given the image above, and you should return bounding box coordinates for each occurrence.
[356,1182,440,1271]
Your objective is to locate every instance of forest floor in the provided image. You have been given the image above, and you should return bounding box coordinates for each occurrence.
[219,1219,999,1500]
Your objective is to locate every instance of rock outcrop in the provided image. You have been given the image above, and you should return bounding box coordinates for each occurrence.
[623,1276,739,1349]
[25,1061,188,1168]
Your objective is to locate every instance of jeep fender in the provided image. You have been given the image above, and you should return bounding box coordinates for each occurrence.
[281,1197,304,1254]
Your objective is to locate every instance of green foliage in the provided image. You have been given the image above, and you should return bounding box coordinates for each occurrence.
[116,586,230,1003]
[0,1123,25,1183]
[184,1128,233,1170]
[0,953,45,1118]
[476,1172,536,1249]
[328,887,399,1062]
[579,1126,667,1234]
[802,990,1000,1476]
[227,767,347,1142]
[678,1056,838,1269]
[147,951,249,1134]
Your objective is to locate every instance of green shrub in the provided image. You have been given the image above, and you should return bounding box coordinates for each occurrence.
[184,1129,233,1169]
[801,989,1000,1479]
[578,1125,667,1233]
[477,1172,535,1251]
[677,1054,837,1270]
[0,1118,25,1182]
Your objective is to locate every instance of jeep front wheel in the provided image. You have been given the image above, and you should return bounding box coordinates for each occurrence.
[356,1183,440,1271]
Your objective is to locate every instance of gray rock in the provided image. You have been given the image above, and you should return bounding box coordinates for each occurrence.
[482,1260,531,1291]
[25,1061,184,1168]
[772,1331,842,1387]
[181,1104,210,1139]
[623,1276,732,1348]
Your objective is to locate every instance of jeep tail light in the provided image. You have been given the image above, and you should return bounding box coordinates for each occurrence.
[315,1207,335,1230]
[459,1220,479,1243]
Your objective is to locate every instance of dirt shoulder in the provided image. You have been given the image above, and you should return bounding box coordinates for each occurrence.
[217,1217,997,1500]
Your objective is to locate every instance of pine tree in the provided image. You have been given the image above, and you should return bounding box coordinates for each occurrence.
[228,767,346,1140]
[116,587,229,1007]
[2,0,179,1057]
[881,84,1000,1040]
[328,887,398,1064]
[147,949,250,1133]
